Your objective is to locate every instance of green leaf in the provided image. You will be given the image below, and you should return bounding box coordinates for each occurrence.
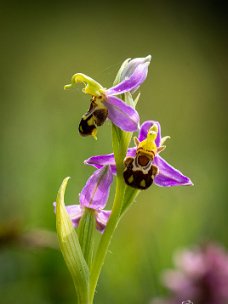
[56,177,90,303]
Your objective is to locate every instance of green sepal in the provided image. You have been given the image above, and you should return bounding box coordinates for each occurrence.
[124,91,140,108]
[78,207,96,269]
[121,188,140,218]
[113,58,130,86]
[56,177,89,303]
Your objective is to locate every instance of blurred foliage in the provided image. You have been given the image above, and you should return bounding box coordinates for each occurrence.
[0,1,228,303]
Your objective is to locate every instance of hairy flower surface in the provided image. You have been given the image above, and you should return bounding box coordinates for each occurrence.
[85,120,192,188]
[64,56,151,138]
[54,166,113,233]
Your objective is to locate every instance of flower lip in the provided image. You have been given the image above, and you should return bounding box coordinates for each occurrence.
[78,97,108,139]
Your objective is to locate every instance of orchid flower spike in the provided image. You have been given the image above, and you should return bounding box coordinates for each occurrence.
[85,120,193,189]
[64,56,151,138]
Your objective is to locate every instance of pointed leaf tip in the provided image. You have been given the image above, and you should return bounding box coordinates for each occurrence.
[56,177,70,207]
[55,177,90,303]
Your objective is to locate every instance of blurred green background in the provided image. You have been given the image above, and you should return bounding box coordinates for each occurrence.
[0,1,227,303]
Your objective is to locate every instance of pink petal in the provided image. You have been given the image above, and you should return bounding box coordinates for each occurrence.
[106,57,151,95]
[80,166,113,210]
[153,155,193,187]
[104,96,139,132]
[95,210,111,233]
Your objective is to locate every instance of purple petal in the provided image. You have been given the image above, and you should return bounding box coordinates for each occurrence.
[104,96,139,132]
[79,166,113,210]
[138,120,161,146]
[106,57,151,96]
[84,153,116,173]
[84,147,137,175]
[153,155,193,187]
[95,210,111,233]
[120,56,151,83]
[53,202,83,227]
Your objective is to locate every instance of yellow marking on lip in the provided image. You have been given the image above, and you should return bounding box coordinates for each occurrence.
[140,179,146,188]
[128,175,134,183]
[87,117,94,126]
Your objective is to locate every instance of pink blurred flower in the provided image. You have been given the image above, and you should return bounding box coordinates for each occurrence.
[151,244,228,304]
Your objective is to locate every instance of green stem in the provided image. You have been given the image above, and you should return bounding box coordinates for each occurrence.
[121,188,140,218]
[89,124,129,302]
[89,175,126,301]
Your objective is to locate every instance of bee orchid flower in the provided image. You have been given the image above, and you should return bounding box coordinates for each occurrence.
[64,56,151,138]
[85,121,193,189]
